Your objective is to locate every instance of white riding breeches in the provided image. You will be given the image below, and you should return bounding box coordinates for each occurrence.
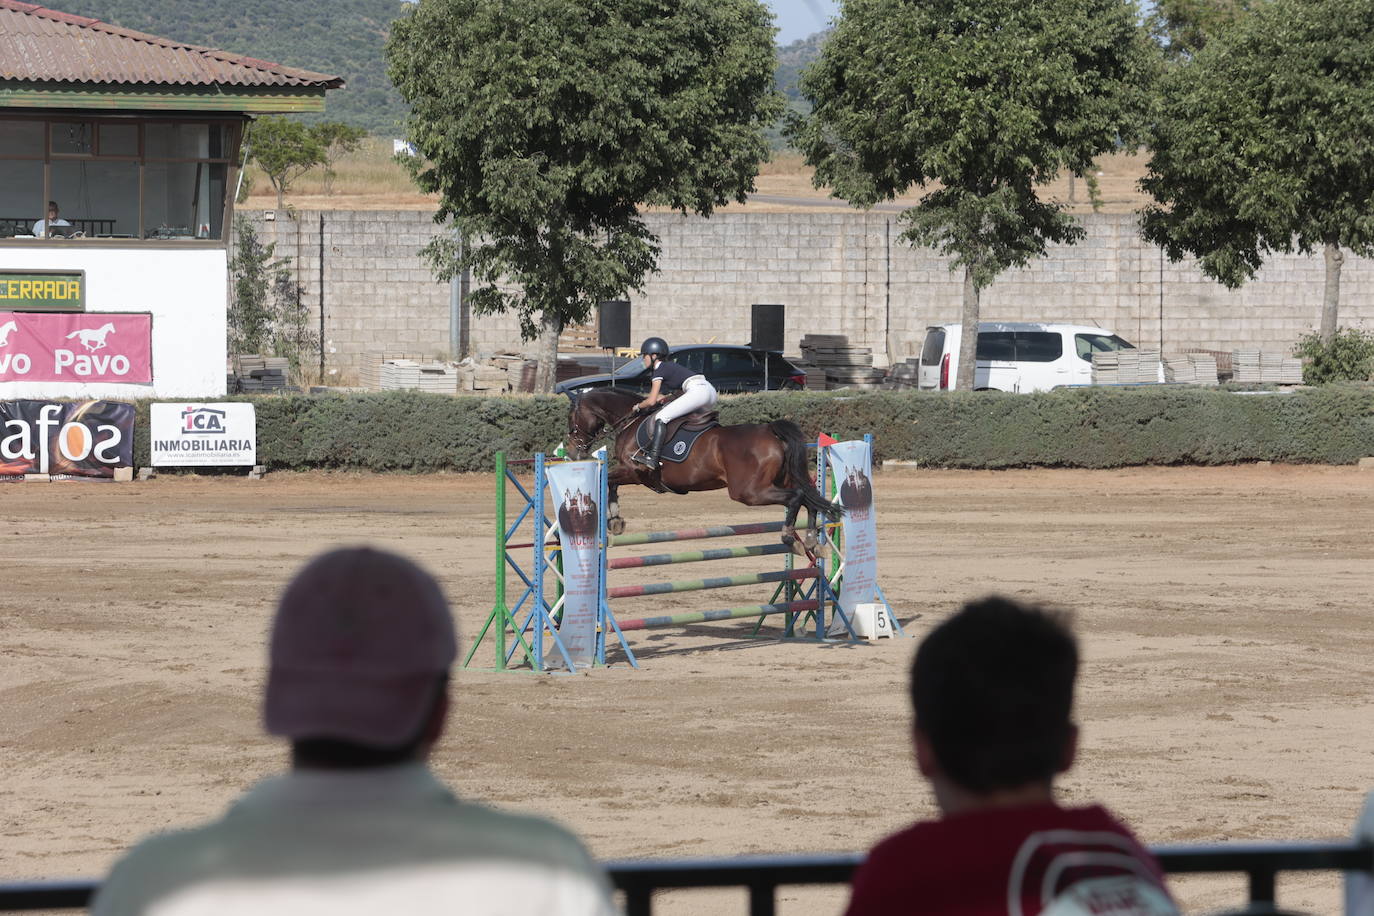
[655,375,717,424]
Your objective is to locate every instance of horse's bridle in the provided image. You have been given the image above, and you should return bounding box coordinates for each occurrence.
[569,393,678,458]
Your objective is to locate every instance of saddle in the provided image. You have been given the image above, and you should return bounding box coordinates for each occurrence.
[633,407,720,470]
[660,408,719,439]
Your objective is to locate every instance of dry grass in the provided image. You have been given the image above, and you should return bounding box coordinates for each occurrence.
[243,138,1153,215]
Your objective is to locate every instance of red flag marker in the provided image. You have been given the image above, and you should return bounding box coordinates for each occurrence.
[817,432,838,447]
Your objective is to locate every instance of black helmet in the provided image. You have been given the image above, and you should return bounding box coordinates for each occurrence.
[640,337,669,357]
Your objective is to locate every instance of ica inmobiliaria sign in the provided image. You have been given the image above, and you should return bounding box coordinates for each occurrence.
[0,311,152,383]
[0,400,134,479]
[150,403,257,467]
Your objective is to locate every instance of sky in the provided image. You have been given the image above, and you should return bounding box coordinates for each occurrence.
[765,0,839,45]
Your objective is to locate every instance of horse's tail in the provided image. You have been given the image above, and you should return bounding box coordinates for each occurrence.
[769,419,845,520]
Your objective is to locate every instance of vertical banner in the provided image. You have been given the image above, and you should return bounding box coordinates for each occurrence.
[545,460,601,667]
[826,439,881,636]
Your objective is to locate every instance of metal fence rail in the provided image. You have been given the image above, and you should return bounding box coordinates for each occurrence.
[2,842,1370,914]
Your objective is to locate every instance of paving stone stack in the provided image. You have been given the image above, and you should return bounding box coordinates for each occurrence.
[1231,349,1303,384]
[230,355,292,393]
[378,358,460,393]
[1164,352,1220,385]
[1092,349,1162,385]
[884,357,920,390]
[799,333,885,390]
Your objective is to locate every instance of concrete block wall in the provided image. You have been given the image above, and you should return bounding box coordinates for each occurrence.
[249,210,453,382]
[239,209,1374,378]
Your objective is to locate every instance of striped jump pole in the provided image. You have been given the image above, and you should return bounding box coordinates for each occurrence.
[608,521,786,546]
[608,542,793,570]
[617,600,821,632]
[609,567,819,600]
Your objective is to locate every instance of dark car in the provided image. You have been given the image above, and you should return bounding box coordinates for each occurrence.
[553,345,806,399]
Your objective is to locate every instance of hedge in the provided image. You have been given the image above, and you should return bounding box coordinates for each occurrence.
[123,384,1374,472]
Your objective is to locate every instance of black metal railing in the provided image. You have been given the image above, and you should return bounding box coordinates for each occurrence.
[2,842,1370,915]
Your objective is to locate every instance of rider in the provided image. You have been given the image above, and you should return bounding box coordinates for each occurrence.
[631,337,718,470]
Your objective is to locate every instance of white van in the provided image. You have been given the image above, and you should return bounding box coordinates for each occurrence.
[916,322,1144,392]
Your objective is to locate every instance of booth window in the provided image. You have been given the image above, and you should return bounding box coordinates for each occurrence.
[0,117,240,242]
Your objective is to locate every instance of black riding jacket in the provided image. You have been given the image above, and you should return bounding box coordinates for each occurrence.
[650,359,697,391]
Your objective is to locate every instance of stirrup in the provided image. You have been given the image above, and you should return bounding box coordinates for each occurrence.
[632,450,658,469]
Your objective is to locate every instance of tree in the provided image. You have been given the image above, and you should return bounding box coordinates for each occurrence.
[788,0,1153,390]
[312,122,369,195]
[386,0,783,392]
[1147,0,1258,60]
[247,115,326,209]
[229,216,319,380]
[1140,0,1374,344]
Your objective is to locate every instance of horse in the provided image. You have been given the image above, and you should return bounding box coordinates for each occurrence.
[0,320,16,347]
[566,387,842,553]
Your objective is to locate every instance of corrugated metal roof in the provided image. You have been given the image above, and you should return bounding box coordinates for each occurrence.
[0,1,344,89]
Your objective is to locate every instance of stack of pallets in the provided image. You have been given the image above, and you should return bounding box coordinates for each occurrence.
[799,334,885,390]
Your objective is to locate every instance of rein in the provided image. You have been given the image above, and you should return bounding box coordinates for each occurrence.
[572,393,679,456]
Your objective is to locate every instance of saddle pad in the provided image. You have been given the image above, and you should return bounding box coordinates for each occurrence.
[635,419,717,464]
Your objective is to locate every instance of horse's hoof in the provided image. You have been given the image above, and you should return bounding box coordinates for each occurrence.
[608,517,626,536]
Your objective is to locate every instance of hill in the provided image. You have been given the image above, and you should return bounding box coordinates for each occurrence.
[54,0,830,140]
[53,0,411,134]
[774,29,828,106]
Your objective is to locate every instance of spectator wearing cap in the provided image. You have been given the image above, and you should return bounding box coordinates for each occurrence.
[845,596,1179,916]
[92,547,614,916]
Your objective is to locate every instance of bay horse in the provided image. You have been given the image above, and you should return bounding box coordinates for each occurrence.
[566,388,841,552]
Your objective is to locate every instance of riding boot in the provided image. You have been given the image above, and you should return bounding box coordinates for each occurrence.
[634,420,668,470]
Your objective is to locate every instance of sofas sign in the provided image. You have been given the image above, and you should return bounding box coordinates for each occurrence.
[0,312,151,383]
[0,400,134,479]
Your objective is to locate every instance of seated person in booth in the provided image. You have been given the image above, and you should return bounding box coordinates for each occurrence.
[845,596,1179,916]
[92,547,615,916]
[31,200,76,238]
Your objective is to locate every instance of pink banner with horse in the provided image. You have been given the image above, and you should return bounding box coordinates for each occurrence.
[0,312,152,384]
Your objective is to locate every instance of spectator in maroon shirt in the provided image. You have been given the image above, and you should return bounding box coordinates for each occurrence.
[845,596,1179,916]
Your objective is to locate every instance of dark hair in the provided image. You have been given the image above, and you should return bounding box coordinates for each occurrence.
[291,675,448,769]
[911,596,1078,794]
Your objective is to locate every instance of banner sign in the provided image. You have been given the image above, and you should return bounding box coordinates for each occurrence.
[0,311,151,383]
[0,271,85,311]
[0,400,134,479]
[150,403,257,467]
[826,439,881,636]
[545,460,602,668]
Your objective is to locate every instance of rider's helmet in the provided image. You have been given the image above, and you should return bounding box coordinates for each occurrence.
[640,337,670,358]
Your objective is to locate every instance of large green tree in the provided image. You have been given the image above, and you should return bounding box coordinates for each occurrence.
[1147,0,1258,60]
[386,0,783,391]
[789,0,1153,389]
[1140,0,1374,344]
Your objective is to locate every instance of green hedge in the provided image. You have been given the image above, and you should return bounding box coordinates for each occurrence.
[124,384,1374,472]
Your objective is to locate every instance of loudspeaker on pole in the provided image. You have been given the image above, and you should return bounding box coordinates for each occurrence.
[598,300,631,349]
[750,303,785,353]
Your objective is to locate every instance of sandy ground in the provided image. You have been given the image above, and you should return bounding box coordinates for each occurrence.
[2,464,1372,914]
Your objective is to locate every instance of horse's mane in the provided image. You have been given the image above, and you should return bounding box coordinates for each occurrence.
[577,387,640,417]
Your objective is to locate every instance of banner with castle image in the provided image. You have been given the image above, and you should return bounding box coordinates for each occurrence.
[826,439,880,636]
[545,460,602,668]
